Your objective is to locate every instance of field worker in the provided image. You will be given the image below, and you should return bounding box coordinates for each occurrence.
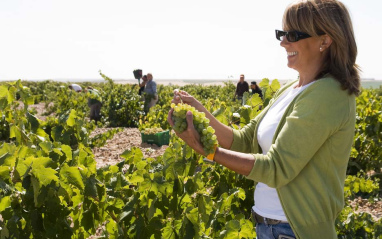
[250,81,263,99]
[68,83,82,92]
[85,86,102,122]
[143,73,158,111]
[139,75,148,96]
[234,74,249,101]
[168,0,360,238]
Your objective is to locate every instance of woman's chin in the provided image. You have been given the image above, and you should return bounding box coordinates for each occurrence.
[287,62,298,71]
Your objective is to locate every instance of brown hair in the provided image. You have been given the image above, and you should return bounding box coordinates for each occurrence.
[283,0,361,95]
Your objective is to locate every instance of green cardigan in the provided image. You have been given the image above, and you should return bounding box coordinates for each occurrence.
[230,76,356,239]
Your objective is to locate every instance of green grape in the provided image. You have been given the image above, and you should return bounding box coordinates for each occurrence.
[171,103,218,155]
[141,127,164,135]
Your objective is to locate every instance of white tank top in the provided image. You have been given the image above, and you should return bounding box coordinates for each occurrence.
[253,81,315,221]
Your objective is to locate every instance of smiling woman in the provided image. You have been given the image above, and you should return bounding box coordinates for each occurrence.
[167,0,360,238]
[281,0,360,94]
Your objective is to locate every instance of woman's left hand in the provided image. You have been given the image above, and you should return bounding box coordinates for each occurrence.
[167,108,206,156]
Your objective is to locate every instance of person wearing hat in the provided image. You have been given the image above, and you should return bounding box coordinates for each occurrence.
[250,81,263,99]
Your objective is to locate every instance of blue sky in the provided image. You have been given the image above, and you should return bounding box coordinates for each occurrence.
[1,0,381,81]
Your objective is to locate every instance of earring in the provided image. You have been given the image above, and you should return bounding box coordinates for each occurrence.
[320,47,323,52]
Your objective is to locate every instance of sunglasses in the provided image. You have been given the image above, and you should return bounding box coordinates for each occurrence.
[275,30,312,42]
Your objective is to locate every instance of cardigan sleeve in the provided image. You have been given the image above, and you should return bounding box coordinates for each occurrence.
[230,117,259,154]
[246,79,353,188]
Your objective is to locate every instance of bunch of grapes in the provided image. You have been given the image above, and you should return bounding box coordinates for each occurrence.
[141,127,164,135]
[171,103,218,155]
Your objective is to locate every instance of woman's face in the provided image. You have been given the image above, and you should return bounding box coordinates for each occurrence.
[280,33,323,75]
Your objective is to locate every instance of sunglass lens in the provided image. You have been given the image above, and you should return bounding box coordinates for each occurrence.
[287,32,298,42]
[276,30,284,41]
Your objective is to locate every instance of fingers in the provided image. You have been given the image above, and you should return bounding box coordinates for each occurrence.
[177,90,190,98]
[174,95,181,103]
[186,111,194,130]
[172,90,194,105]
[167,108,174,127]
[172,89,182,104]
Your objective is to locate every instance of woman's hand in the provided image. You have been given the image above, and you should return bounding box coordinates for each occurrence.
[172,90,197,106]
[171,89,234,149]
[167,108,206,156]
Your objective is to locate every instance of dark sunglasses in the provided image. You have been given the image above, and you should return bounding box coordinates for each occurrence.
[275,30,312,42]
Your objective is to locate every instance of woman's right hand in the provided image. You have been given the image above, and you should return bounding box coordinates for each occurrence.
[172,89,197,106]
[171,89,234,149]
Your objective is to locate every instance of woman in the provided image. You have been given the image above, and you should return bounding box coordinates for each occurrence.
[167,0,360,238]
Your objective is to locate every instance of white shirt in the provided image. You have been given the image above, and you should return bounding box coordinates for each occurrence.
[253,81,315,221]
[70,84,82,92]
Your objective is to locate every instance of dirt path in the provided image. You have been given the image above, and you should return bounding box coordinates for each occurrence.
[90,127,168,168]
[28,102,52,121]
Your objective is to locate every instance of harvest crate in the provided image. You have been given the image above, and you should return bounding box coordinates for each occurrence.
[141,130,170,146]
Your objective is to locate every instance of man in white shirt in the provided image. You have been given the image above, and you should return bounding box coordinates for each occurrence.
[68,83,82,92]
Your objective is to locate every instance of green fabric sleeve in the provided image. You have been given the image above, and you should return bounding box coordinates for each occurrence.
[230,118,258,154]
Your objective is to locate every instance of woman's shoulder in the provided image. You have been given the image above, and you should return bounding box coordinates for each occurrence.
[297,76,355,113]
[306,75,350,98]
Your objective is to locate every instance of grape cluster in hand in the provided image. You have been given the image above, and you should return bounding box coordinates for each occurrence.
[171,103,218,155]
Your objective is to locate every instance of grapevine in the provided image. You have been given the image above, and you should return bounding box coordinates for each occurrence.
[0,78,381,238]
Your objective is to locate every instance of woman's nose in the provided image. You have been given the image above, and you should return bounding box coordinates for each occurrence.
[280,37,288,48]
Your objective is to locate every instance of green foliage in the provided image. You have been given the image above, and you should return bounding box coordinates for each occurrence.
[344,174,379,199]
[94,142,256,238]
[1,78,382,238]
[336,207,382,238]
[99,71,146,127]
[89,128,124,148]
[349,89,382,177]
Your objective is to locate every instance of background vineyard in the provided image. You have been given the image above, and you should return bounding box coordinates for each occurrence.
[0,74,381,238]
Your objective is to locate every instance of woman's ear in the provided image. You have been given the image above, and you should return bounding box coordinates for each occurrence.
[320,35,333,52]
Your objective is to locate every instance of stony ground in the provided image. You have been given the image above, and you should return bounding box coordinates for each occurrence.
[90,127,168,168]
[28,102,382,223]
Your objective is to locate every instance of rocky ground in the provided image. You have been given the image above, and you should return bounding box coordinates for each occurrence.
[90,127,168,168]
[349,197,382,221]
[28,102,382,223]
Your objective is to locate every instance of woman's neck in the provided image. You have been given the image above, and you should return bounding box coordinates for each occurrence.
[297,67,322,87]
[296,76,315,88]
